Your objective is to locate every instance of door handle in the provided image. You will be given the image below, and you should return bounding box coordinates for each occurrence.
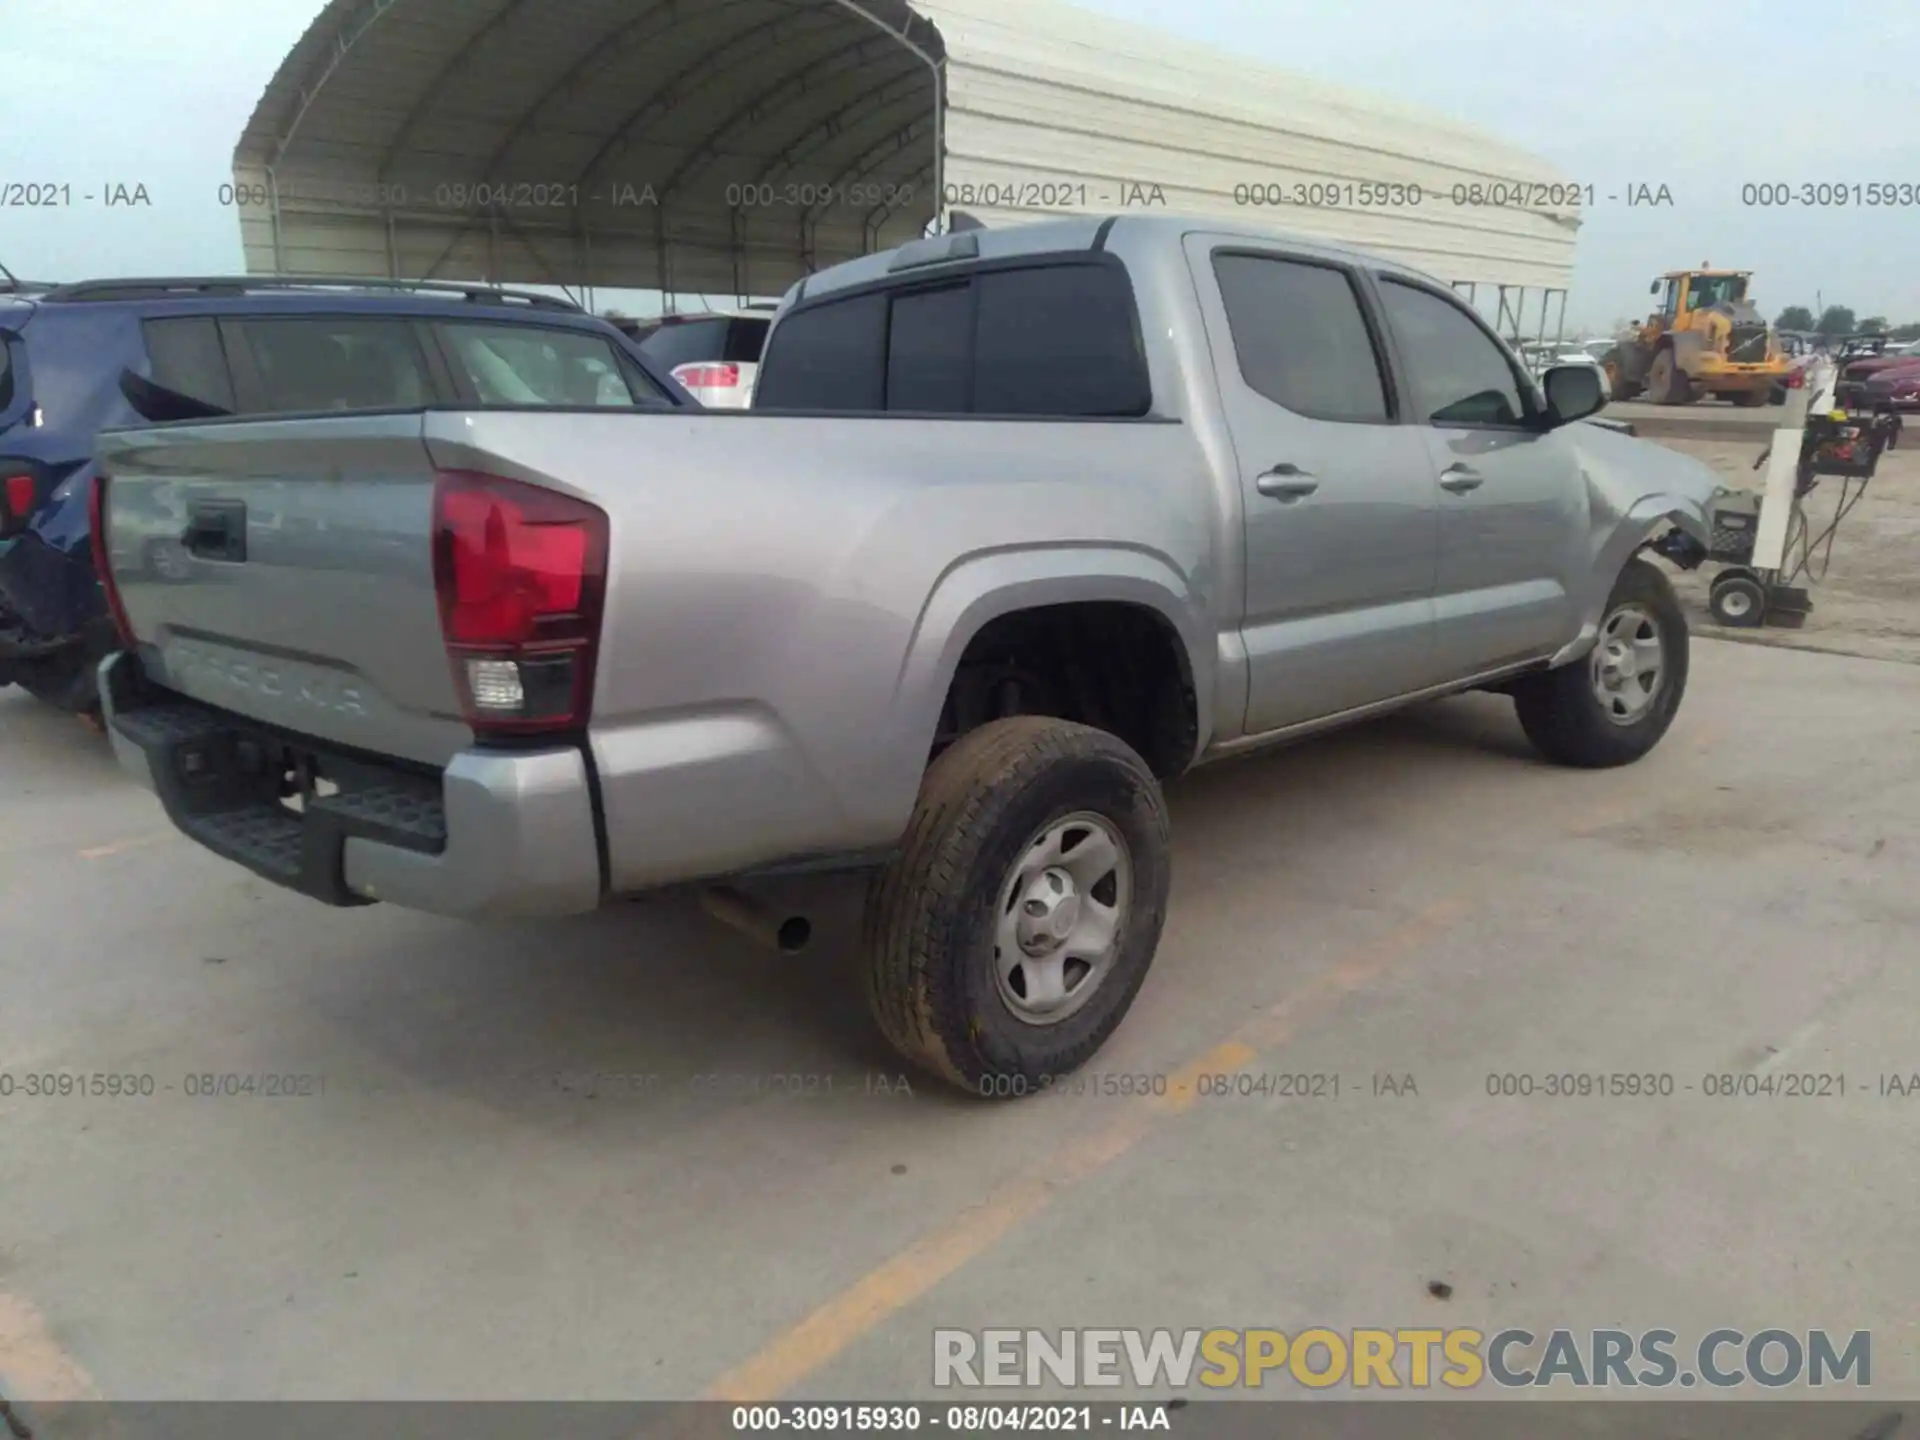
[182,499,248,561]
[1437,465,1484,494]
[1256,464,1319,501]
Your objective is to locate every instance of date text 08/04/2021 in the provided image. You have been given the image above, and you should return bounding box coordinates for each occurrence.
[934,180,1677,211]
[731,1406,1169,1432]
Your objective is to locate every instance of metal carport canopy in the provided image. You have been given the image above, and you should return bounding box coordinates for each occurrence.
[234,0,1578,300]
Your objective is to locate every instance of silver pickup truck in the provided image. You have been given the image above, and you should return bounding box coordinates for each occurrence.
[93,214,1718,1095]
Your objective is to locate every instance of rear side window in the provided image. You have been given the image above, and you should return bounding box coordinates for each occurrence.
[142,317,237,412]
[971,264,1148,416]
[237,318,432,414]
[442,323,650,407]
[0,338,13,413]
[758,260,1150,417]
[753,293,888,410]
[1377,278,1528,427]
[1211,254,1388,423]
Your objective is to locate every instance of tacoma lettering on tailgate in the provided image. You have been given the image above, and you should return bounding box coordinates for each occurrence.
[170,640,368,719]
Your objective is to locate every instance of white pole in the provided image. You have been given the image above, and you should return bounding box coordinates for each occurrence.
[1751,356,1835,573]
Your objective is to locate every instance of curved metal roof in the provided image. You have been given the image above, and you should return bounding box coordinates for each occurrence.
[233,0,1576,298]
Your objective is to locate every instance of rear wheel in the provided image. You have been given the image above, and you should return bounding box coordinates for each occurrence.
[1514,559,1688,768]
[861,716,1172,1097]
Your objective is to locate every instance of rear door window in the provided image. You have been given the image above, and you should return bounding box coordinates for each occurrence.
[1210,253,1389,422]
[753,293,888,410]
[236,318,433,414]
[141,317,238,412]
[441,323,653,406]
[0,336,14,416]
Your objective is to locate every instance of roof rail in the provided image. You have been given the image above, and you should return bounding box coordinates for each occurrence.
[37,275,584,310]
[0,279,53,295]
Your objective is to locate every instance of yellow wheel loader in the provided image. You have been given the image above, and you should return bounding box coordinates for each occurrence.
[1602,268,1790,406]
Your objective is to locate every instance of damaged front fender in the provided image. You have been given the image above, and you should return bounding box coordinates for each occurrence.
[1550,421,1726,666]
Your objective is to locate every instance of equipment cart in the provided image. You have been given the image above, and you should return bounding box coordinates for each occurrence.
[1688,358,1898,629]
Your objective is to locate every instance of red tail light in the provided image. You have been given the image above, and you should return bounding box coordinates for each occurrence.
[672,363,740,390]
[431,470,608,736]
[1786,371,1805,388]
[88,473,138,648]
[3,473,34,530]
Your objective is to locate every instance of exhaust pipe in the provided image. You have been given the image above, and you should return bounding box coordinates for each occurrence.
[699,886,812,954]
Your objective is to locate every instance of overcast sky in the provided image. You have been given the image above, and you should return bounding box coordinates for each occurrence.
[2,0,1916,330]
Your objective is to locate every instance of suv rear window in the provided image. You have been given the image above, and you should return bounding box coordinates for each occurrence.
[0,337,13,414]
[442,323,653,407]
[756,260,1151,417]
[640,317,770,369]
[237,318,432,413]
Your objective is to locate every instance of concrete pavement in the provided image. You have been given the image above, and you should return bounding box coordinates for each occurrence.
[3,638,1918,1405]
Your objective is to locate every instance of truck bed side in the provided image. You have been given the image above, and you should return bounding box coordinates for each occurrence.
[97,407,1218,906]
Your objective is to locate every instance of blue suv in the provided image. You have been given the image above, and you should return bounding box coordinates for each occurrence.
[0,275,695,713]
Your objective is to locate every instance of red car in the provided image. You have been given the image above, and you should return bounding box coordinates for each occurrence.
[1858,357,1920,411]
[1840,337,1920,385]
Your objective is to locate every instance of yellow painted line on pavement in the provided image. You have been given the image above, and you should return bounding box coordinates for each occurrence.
[702,894,1469,1403]
[701,734,1719,1401]
[0,1293,100,1403]
[78,833,171,860]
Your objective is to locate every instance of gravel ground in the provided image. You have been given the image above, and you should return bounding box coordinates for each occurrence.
[1653,435,1920,666]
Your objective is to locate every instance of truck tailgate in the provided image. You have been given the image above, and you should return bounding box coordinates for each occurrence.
[96,414,472,767]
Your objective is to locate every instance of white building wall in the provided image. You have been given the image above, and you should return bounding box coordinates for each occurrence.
[922,0,1577,291]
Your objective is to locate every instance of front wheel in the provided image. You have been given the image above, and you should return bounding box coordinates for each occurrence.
[861,716,1172,1097]
[1513,558,1689,769]
[1648,348,1692,405]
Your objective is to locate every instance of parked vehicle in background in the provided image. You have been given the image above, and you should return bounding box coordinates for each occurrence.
[1837,334,1920,383]
[1857,356,1920,412]
[631,305,776,408]
[0,276,693,714]
[93,215,1720,1094]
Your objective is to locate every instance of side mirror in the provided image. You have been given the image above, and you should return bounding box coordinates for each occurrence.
[1542,364,1606,427]
[1650,279,1661,295]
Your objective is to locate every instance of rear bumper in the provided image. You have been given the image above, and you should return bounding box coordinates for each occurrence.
[100,651,603,918]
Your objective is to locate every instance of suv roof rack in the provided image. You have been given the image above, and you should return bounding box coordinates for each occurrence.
[37,275,585,310]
